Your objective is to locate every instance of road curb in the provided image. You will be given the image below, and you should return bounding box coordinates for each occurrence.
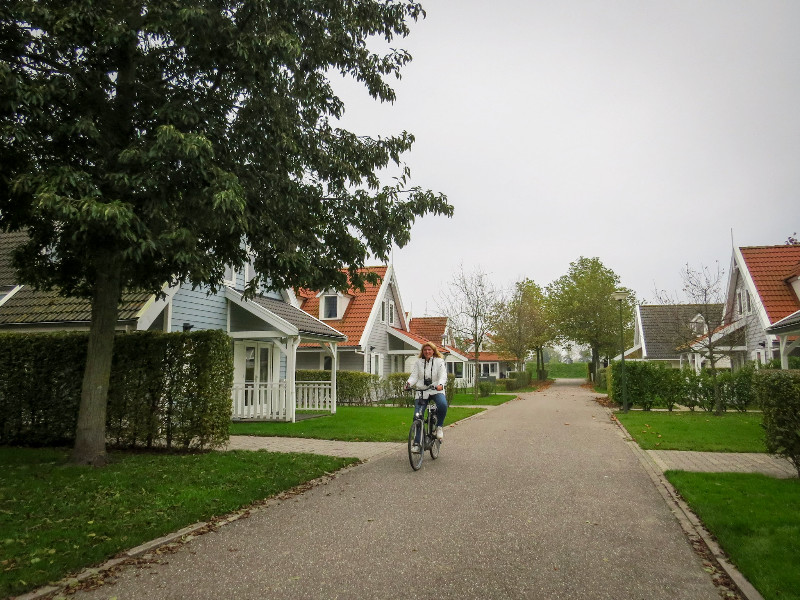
[605,407,765,600]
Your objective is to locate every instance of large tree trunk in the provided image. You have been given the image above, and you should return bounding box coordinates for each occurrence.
[72,253,122,466]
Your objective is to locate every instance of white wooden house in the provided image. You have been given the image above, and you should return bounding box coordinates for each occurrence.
[0,232,346,422]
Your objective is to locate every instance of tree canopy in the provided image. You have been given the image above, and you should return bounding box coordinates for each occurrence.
[0,1,451,464]
[490,278,552,374]
[546,257,634,377]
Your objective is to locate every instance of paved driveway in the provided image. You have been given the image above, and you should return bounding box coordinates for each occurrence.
[73,379,720,599]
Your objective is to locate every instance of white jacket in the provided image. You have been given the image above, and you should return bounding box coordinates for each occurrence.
[407,356,448,399]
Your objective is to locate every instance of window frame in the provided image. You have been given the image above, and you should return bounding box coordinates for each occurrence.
[323,295,338,319]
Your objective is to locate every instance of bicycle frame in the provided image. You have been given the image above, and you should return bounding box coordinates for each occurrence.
[408,389,441,470]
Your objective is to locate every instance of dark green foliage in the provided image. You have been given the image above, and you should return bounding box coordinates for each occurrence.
[336,370,380,405]
[503,371,531,391]
[609,361,761,412]
[295,369,331,382]
[0,330,232,448]
[754,369,800,476]
[384,371,412,406]
[0,1,451,299]
[0,332,86,445]
[764,356,800,369]
[445,373,456,402]
[478,382,493,397]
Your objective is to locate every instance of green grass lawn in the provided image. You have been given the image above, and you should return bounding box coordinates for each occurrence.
[666,472,800,600]
[230,405,484,441]
[615,410,766,452]
[0,447,356,598]
[449,392,516,406]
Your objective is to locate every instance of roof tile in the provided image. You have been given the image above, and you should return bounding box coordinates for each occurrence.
[740,245,800,324]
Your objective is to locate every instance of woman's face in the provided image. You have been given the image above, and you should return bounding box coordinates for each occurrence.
[422,345,434,359]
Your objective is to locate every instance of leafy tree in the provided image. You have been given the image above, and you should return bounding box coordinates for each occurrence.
[490,278,553,379]
[439,265,497,403]
[547,257,634,380]
[0,1,451,465]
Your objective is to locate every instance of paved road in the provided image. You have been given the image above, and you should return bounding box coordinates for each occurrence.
[74,379,720,599]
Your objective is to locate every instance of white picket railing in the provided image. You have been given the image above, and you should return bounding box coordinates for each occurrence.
[231,382,289,421]
[296,381,336,413]
[231,381,336,422]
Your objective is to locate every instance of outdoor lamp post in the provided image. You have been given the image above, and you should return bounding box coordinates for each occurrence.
[611,290,629,413]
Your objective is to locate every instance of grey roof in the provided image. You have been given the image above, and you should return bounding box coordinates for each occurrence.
[249,294,346,341]
[0,285,151,325]
[639,304,724,359]
[766,309,800,335]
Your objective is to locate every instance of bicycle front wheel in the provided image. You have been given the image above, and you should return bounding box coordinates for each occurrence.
[408,419,424,471]
[429,437,441,459]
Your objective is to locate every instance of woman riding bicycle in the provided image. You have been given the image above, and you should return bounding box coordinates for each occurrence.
[405,342,448,448]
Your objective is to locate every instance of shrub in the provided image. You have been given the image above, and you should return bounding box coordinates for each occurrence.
[478,382,493,397]
[296,369,331,382]
[754,369,800,476]
[596,367,607,391]
[384,372,412,406]
[0,330,233,449]
[764,356,800,370]
[336,370,380,405]
[445,374,456,402]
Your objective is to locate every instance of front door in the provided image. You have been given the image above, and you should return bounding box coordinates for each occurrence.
[234,341,272,405]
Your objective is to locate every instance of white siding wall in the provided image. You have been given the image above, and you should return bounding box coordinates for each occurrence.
[170,284,228,332]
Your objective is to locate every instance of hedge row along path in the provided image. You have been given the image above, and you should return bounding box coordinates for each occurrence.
[70,380,723,599]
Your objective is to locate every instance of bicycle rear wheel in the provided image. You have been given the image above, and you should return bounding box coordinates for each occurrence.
[408,419,424,470]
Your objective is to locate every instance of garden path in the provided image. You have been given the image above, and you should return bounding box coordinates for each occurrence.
[69,379,722,600]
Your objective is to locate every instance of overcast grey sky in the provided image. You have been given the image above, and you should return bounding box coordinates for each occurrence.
[336,0,800,316]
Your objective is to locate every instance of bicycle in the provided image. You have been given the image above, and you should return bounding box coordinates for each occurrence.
[407,385,442,471]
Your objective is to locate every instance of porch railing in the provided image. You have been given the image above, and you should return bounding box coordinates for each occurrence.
[231,382,289,421]
[296,381,336,413]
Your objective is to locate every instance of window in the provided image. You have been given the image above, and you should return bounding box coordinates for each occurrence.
[746,290,752,313]
[447,362,464,378]
[323,356,333,371]
[223,265,236,285]
[480,363,490,377]
[489,363,498,375]
[381,301,386,323]
[388,301,395,325]
[737,292,743,315]
[323,295,338,319]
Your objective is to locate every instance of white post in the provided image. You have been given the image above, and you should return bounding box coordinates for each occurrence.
[330,342,337,414]
[287,337,297,423]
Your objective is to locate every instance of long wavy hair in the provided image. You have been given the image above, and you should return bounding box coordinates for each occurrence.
[418,342,443,359]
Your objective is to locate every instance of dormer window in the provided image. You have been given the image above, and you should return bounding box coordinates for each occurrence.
[690,315,706,336]
[323,295,338,319]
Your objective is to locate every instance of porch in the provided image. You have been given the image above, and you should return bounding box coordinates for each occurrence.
[231,380,336,421]
[225,289,347,423]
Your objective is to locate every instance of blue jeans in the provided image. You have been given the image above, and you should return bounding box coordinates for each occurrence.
[413,393,448,443]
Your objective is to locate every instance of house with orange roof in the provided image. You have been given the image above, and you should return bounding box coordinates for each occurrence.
[296,264,426,376]
[700,244,800,368]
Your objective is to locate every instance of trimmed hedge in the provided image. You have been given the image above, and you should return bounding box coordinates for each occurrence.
[504,371,532,391]
[0,330,233,449]
[754,369,800,476]
[608,361,757,412]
